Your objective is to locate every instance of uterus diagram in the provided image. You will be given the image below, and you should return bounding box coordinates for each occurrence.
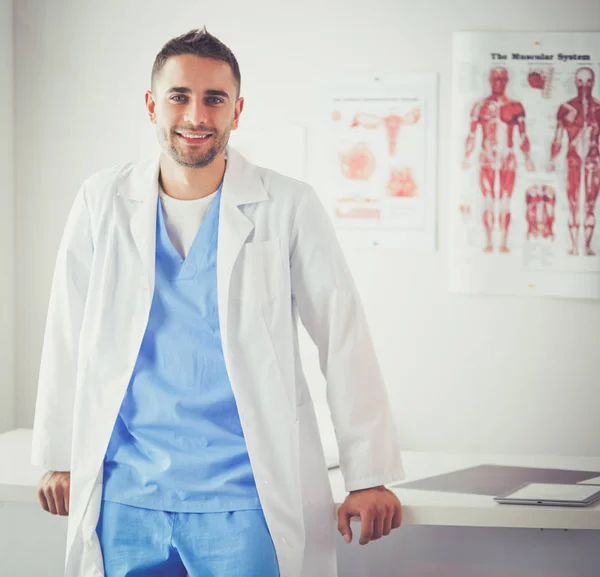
[336,107,422,197]
[349,108,421,157]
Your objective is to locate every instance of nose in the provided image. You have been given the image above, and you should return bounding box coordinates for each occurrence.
[183,98,209,127]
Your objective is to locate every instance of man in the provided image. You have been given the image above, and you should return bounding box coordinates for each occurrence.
[31,28,404,577]
[461,67,536,253]
[547,66,600,256]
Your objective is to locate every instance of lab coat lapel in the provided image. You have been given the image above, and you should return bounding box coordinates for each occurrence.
[118,146,268,326]
[216,146,268,349]
[119,156,160,294]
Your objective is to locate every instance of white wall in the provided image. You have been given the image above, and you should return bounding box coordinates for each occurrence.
[14,0,600,456]
[0,0,15,433]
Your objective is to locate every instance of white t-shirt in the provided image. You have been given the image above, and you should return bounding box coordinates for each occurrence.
[159,185,218,259]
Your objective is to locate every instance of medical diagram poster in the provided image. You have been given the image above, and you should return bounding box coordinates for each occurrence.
[449,32,600,299]
[316,74,438,249]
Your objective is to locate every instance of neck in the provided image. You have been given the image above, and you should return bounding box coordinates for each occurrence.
[159,150,226,200]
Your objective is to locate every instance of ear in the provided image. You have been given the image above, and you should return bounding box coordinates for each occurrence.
[231,97,245,130]
[145,91,157,124]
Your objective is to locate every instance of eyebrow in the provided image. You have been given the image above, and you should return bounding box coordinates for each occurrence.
[166,87,230,99]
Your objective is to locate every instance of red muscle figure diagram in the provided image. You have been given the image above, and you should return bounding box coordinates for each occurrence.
[547,66,600,256]
[526,184,556,240]
[461,67,536,253]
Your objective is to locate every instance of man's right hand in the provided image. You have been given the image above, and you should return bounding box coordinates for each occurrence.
[37,471,70,516]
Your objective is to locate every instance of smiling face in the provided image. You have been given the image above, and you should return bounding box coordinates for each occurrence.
[146,54,244,168]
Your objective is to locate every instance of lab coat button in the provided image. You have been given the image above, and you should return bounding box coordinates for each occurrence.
[281,537,287,545]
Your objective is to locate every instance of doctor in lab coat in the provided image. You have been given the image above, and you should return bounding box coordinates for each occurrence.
[32,28,405,577]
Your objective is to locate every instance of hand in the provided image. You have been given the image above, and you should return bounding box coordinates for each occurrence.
[525,160,536,172]
[337,485,402,545]
[546,161,556,173]
[37,471,71,516]
[461,158,471,170]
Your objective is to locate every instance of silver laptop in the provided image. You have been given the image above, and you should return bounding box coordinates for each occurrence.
[494,482,600,507]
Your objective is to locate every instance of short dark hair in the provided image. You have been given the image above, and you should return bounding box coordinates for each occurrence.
[151,27,241,98]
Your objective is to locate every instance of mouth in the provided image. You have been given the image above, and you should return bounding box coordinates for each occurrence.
[176,132,213,145]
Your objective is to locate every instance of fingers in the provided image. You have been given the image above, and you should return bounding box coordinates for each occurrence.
[37,487,49,513]
[372,509,384,541]
[340,491,403,546]
[37,472,70,516]
[53,484,68,516]
[382,507,393,537]
[337,506,353,543]
[359,509,375,545]
[391,503,402,529]
[45,488,58,515]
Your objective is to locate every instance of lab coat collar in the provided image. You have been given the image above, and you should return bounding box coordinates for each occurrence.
[121,143,264,315]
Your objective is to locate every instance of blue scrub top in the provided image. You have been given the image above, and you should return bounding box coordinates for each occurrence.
[102,184,262,513]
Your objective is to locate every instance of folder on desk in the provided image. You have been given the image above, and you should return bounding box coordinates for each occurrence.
[494,482,600,507]
[392,464,600,496]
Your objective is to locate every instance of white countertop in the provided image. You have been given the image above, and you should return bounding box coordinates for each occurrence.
[4,428,600,530]
[0,428,47,503]
[330,452,600,530]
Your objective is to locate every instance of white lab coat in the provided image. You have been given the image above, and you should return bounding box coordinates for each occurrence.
[31,146,404,577]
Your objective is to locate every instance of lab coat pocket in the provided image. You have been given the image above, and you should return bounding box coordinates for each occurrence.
[235,239,284,302]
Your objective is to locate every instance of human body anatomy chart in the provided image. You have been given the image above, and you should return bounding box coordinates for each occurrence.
[318,75,437,249]
[450,32,600,299]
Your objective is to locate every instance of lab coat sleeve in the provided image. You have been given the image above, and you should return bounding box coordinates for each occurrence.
[289,186,405,492]
[31,183,94,472]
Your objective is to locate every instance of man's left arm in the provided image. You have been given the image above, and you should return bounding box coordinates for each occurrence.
[289,185,405,545]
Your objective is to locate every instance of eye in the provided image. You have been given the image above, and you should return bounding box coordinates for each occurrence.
[207,97,224,105]
[171,95,187,102]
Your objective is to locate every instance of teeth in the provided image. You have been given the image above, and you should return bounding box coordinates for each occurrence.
[180,133,209,139]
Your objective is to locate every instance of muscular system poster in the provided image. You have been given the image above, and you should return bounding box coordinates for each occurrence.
[320,75,437,249]
[450,32,600,299]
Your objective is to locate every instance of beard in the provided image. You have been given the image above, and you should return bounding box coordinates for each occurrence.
[158,124,231,168]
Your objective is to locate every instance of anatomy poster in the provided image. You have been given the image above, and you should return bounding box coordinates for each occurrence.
[450,32,600,299]
[315,75,437,249]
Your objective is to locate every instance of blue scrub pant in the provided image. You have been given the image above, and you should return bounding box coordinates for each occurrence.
[96,500,280,577]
